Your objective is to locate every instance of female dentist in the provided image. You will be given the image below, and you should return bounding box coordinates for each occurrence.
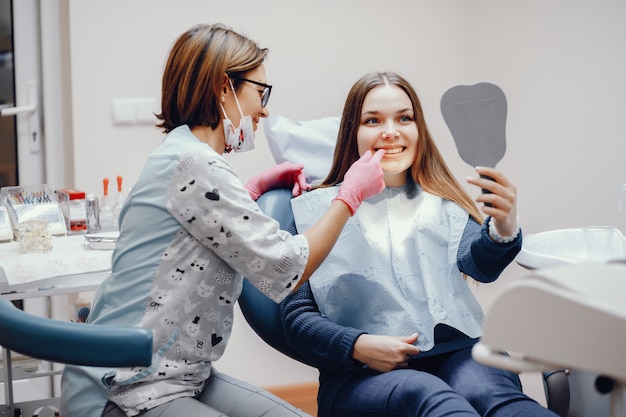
[60,23,384,417]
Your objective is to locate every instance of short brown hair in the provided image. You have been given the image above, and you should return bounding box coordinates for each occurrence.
[156,23,268,133]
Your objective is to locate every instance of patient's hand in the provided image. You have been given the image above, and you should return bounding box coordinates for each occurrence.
[352,333,420,373]
[466,166,518,237]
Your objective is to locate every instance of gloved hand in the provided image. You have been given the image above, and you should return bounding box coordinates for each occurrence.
[245,162,311,201]
[334,149,385,215]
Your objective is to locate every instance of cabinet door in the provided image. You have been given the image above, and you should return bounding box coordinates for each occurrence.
[0,0,52,408]
[0,0,44,188]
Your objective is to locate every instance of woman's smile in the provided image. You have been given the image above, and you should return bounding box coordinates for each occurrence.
[376,146,406,155]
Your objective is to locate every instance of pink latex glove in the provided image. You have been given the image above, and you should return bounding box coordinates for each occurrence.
[245,162,311,201]
[334,149,385,215]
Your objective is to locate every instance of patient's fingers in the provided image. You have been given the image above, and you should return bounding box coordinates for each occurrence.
[291,171,310,196]
[467,167,519,235]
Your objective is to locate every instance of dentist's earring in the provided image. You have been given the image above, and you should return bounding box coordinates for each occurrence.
[221,96,225,103]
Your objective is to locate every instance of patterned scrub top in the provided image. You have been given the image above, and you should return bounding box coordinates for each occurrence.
[60,125,309,417]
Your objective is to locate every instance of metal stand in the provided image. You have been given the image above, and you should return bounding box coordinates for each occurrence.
[2,347,14,417]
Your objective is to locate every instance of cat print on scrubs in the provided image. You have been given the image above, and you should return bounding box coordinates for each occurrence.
[206,226,232,248]
[222,314,233,330]
[193,339,206,358]
[236,212,258,231]
[182,360,196,381]
[199,168,234,245]
[236,214,251,225]
[217,291,233,306]
[162,232,195,262]
[196,280,215,298]
[235,211,267,235]
[186,316,201,337]
[157,358,179,377]
[190,258,209,272]
[225,248,241,261]
[161,310,177,327]
[149,287,171,310]
[201,209,222,228]
[246,256,265,272]
[176,207,196,224]
[206,159,225,174]
[177,175,197,193]
[167,268,185,285]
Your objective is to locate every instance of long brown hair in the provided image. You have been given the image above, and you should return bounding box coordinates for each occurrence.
[320,72,483,224]
[156,23,268,133]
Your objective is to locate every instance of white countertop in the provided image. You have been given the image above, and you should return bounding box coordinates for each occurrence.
[0,235,112,299]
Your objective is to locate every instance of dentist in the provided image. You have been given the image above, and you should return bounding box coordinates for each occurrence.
[60,23,384,417]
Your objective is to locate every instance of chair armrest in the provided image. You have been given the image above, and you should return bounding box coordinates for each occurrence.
[0,299,152,367]
[543,370,570,417]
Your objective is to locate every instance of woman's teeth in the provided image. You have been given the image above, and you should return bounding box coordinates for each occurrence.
[381,147,403,155]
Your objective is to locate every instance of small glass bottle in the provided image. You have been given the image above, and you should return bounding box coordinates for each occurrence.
[99,177,115,232]
[112,175,124,228]
[86,193,100,233]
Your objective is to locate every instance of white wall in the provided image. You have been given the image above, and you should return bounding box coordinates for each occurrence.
[67,0,470,388]
[62,0,626,401]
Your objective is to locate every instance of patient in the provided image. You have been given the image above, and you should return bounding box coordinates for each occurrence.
[280,72,559,417]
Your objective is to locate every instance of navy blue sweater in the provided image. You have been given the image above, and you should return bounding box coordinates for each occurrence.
[280,215,522,417]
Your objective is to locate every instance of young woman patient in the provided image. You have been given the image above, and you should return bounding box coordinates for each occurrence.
[280,71,559,417]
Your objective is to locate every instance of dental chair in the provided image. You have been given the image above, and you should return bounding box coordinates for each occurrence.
[238,188,316,368]
[238,188,571,416]
[253,115,578,415]
[474,261,626,417]
[0,298,153,416]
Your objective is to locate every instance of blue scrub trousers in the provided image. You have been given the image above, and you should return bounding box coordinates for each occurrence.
[332,347,559,417]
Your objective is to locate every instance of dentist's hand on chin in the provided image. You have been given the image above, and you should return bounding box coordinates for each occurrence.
[245,162,311,201]
[466,166,519,238]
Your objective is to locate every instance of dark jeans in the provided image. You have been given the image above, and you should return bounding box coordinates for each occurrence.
[332,347,559,417]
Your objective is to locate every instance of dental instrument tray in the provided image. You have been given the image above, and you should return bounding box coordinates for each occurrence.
[0,184,67,239]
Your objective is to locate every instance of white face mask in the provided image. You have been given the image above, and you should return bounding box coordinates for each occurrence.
[222,80,255,153]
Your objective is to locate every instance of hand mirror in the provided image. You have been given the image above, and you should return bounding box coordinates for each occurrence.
[441,82,507,204]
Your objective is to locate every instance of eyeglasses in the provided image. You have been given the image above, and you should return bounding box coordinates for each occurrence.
[236,77,272,108]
